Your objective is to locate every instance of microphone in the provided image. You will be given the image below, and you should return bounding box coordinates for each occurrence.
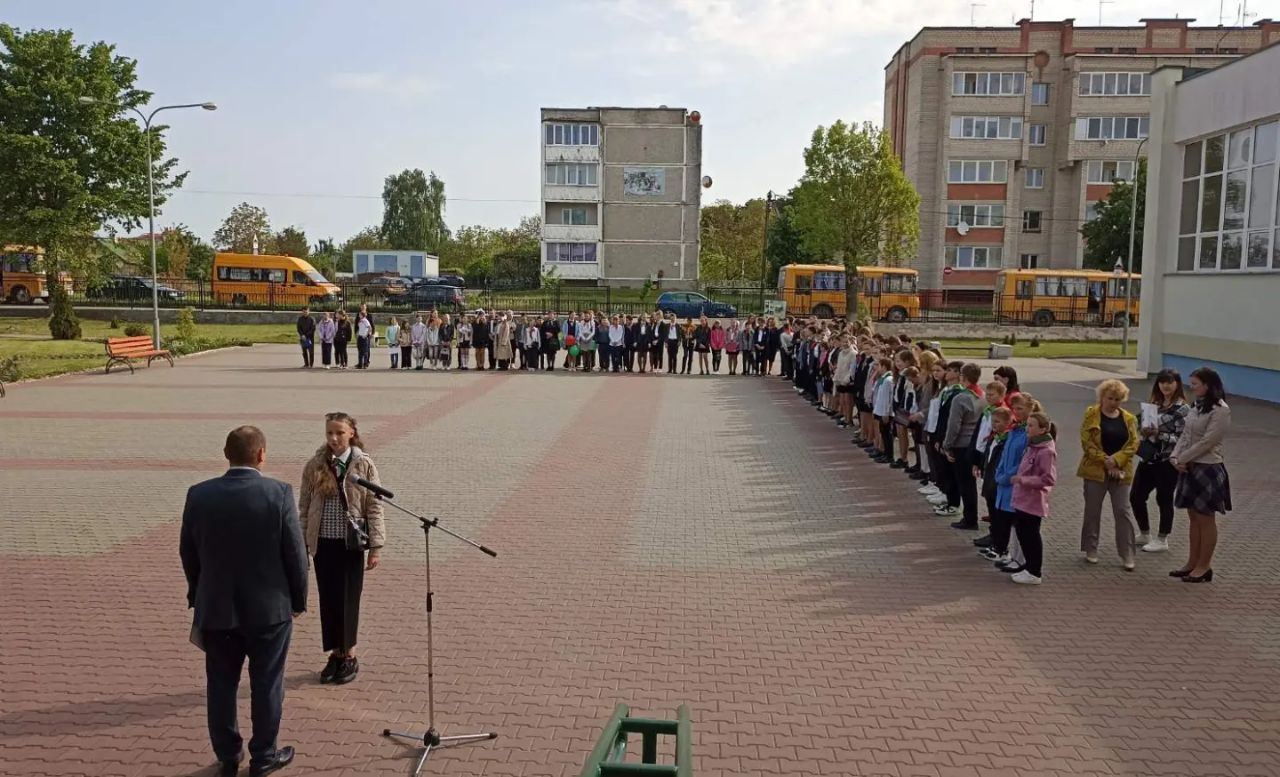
[348,475,394,500]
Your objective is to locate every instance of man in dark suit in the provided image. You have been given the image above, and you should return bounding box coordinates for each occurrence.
[181,426,308,776]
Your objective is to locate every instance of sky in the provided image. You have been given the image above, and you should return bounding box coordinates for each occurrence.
[7,0,1256,246]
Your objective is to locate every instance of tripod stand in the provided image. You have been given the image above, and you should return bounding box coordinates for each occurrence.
[373,494,498,775]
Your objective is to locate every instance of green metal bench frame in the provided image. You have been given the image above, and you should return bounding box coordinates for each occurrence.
[579,703,691,777]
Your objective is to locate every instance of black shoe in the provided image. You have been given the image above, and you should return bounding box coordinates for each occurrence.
[909,471,929,481]
[890,460,908,469]
[319,654,341,684]
[332,656,359,685]
[1182,569,1214,583]
[950,520,979,530]
[218,756,242,776]
[998,563,1024,574]
[973,534,993,548]
[249,746,294,776]
[1169,569,1192,577]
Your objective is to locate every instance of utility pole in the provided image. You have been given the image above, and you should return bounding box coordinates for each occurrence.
[760,191,774,313]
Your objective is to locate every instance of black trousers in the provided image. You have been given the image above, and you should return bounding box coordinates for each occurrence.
[781,352,793,379]
[543,349,557,370]
[951,447,979,524]
[400,345,412,369]
[624,347,635,371]
[314,538,364,653]
[712,350,722,372]
[1013,510,1044,577]
[933,443,956,497]
[1131,459,1178,536]
[356,336,371,369]
[666,341,679,372]
[611,346,624,372]
[651,346,663,370]
[334,340,349,367]
[300,338,314,367]
[681,346,694,374]
[321,341,333,366]
[203,620,292,770]
[990,508,1014,555]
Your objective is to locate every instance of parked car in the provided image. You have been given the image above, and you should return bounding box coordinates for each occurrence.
[87,275,185,303]
[400,284,464,312]
[655,291,737,319]
[411,274,466,289]
[361,276,412,298]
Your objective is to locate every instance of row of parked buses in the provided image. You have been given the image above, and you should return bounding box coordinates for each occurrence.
[775,263,1141,326]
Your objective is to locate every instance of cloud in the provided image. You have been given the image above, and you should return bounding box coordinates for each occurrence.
[328,71,438,98]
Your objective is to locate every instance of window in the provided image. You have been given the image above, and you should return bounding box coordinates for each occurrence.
[946,203,1005,227]
[545,163,598,186]
[944,245,1002,268]
[949,115,1023,139]
[561,208,587,225]
[1019,253,1039,269]
[215,266,284,282]
[1025,167,1045,188]
[1029,124,1047,146]
[544,123,599,146]
[952,71,1026,96]
[1177,120,1279,271]
[1076,116,1150,140]
[1031,82,1050,105]
[1015,278,1035,297]
[813,271,846,290]
[946,159,1009,183]
[1086,160,1136,183]
[1078,72,1151,96]
[545,242,598,263]
[1085,201,1101,222]
[1022,210,1043,233]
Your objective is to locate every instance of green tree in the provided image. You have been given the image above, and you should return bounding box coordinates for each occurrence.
[1081,159,1146,271]
[790,121,919,320]
[310,237,347,278]
[187,241,215,279]
[381,168,448,251]
[157,225,195,278]
[765,192,812,280]
[0,24,186,338]
[213,202,273,254]
[274,225,309,258]
[699,198,767,282]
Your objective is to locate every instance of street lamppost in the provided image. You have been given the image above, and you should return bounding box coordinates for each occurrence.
[760,190,775,312]
[1121,136,1148,357]
[79,96,217,349]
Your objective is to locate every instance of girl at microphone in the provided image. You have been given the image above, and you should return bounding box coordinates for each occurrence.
[298,412,386,686]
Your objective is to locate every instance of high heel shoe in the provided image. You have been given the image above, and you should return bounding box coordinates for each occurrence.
[1168,569,1192,578]
[1182,569,1214,583]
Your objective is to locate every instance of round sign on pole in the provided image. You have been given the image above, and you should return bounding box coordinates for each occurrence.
[943,266,954,276]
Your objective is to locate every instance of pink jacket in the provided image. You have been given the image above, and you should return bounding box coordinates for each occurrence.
[1011,437,1057,518]
[710,328,727,350]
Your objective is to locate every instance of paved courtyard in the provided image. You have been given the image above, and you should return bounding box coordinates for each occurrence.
[1,345,1277,776]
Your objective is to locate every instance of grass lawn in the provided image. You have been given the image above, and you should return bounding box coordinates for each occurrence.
[936,338,1130,359]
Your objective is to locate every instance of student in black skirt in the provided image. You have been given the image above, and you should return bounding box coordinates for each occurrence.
[1169,367,1232,583]
[298,413,385,685]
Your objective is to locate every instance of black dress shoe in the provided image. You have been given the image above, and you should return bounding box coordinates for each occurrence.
[950,520,979,530]
[319,654,341,684]
[1182,569,1214,583]
[973,534,993,548]
[218,757,242,776]
[249,746,294,776]
[1168,569,1192,578]
[331,656,359,685]
[890,460,908,469]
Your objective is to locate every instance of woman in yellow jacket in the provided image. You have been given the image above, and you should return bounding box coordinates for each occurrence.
[1077,379,1141,569]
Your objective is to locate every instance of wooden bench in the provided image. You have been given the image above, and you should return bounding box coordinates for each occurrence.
[105,335,174,374]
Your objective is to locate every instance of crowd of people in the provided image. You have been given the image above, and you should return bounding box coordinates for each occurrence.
[294,307,794,375]
[776,318,1233,587]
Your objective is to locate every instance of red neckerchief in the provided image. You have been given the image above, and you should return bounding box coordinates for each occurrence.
[965,382,983,398]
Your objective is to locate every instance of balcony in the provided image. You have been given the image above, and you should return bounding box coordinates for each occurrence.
[540,260,600,280]
[544,184,600,202]
[544,145,600,163]
[543,224,600,242]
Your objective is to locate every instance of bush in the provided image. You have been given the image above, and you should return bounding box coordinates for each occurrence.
[1030,336,1042,348]
[123,323,148,337]
[109,317,121,330]
[0,355,20,383]
[167,337,252,357]
[1003,333,1017,345]
[176,307,198,343]
[47,286,82,341]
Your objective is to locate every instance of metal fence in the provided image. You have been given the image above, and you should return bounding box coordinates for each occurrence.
[50,278,1134,327]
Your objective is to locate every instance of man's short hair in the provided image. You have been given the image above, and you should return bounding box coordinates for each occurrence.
[961,363,982,384]
[225,426,266,466]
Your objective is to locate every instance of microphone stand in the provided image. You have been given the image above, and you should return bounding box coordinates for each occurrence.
[363,488,499,775]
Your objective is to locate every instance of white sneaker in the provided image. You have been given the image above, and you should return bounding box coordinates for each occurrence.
[926,492,949,503]
[1142,538,1169,553]
[1084,554,1099,565]
[933,505,960,517]
[1136,533,1150,546]
[918,484,940,495]
[1011,570,1042,585]
[1123,558,1136,571]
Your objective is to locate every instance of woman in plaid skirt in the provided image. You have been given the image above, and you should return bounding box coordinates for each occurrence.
[1169,367,1232,584]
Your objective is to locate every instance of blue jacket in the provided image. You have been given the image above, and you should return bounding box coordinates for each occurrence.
[994,425,1029,513]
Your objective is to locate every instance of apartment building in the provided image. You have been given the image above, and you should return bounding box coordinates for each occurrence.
[884,17,1280,300]
[540,106,703,287]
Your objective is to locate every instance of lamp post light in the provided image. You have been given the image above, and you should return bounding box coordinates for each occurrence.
[1121,136,1148,357]
[79,97,217,349]
[760,190,775,312]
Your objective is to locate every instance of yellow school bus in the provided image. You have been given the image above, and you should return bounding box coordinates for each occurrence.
[212,253,341,306]
[777,263,921,322]
[994,269,1140,327]
[1,245,71,304]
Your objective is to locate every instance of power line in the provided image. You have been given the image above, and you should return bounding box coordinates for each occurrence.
[177,188,540,204]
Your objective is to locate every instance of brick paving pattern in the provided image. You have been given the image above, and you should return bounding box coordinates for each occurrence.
[1,345,1278,776]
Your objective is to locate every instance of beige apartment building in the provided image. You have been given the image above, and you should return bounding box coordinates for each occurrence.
[540,106,703,288]
[884,17,1280,301]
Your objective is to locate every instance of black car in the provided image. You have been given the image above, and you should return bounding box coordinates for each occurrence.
[401,284,464,311]
[88,275,185,303]
[410,274,466,289]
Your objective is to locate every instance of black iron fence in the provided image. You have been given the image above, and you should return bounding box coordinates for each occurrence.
[48,278,1135,327]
